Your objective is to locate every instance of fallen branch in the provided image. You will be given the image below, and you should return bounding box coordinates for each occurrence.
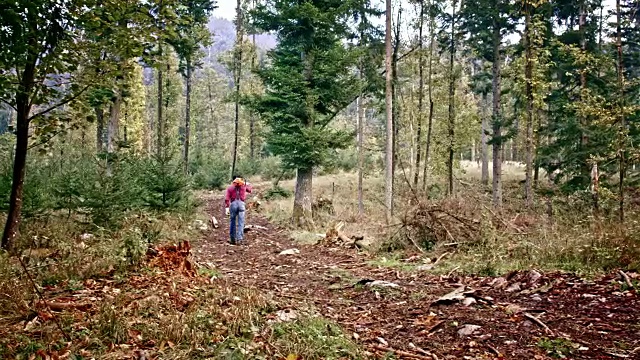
[487,344,501,356]
[482,205,523,233]
[36,301,92,312]
[372,344,436,360]
[524,312,553,335]
[274,292,352,305]
[619,270,634,289]
[425,320,445,334]
[604,352,630,358]
[409,343,439,360]
[467,293,495,305]
[407,233,426,253]
[17,256,71,341]
[433,252,449,266]
[446,266,460,277]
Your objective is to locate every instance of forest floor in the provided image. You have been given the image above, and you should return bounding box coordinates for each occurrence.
[194,194,640,360]
[2,191,639,360]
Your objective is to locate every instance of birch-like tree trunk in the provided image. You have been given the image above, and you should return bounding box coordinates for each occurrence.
[385,0,394,223]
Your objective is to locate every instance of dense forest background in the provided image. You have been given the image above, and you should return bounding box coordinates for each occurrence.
[1,1,640,359]
[0,0,638,254]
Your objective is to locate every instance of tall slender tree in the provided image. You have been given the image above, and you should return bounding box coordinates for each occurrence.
[447,0,458,195]
[524,0,534,207]
[231,0,244,178]
[413,0,425,188]
[422,0,438,190]
[461,0,515,208]
[385,0,394,223]
[169,0,215,174]
[616,0,625,222]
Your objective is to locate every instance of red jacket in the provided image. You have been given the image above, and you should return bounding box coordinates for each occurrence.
[225,184,252,207]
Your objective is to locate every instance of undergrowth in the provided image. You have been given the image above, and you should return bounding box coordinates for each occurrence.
[269,317,361,359]
[260,170,640,276]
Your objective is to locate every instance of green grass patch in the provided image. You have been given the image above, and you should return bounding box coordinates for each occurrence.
[537,337,579,358]
[198,267,222,279]
[366,253,417,272]
[269,317,361,359]
[291,231,322,245]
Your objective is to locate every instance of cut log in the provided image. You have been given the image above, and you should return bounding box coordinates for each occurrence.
[37,301,92,312]
[337,230,351,244]
[210,216,219,229]
[244,224,268,232]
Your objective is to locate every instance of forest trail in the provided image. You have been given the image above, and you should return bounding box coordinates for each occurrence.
[194,194,640,360]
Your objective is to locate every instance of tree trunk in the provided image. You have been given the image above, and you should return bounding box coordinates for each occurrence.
[385,0,394,223]
[447,0,457,196]
[231,0,243,178]
[524,1,534,207]
[358,96,365,216]
[1,113,29,252]
[391,6,401,205]
[184,63,192,174]
[413,0,425,188]
[579,3,588,149]
[422,0,435,191]
[292,167,314,229]
[157,67,164,157]
[107,95,121,154]
[106,94,120,176]
[250,6,257,160]
[207,76,218,144]
[95,106,105,153]
[471,140,476,164]
[616,0,625,222]
[481,95,489,186]
[534,108,542,187]
[491,20,503,208]
[2,60,34,251]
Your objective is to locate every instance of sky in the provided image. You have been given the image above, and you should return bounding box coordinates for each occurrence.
[216,0,616,21]
[215,0,617,42]
[216,1,237,21]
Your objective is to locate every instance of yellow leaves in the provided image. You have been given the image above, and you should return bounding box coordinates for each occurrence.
[286,353,301,360]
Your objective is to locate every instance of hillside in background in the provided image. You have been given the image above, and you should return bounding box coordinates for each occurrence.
[203,17,276,78]
[143,17,276,84]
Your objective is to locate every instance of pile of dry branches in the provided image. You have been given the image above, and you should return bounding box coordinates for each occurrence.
[401,200,480,250]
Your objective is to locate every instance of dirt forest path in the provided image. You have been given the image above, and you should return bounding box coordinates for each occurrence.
[194,195,639,360]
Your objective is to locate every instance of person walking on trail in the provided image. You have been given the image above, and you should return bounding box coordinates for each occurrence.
[225,175,252,245]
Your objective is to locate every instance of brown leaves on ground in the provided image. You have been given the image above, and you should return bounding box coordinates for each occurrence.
[192,197,640,360]
[147,240,196,277]
[4,196,639,360]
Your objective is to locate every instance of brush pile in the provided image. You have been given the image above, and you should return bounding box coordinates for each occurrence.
[401,199,480,249]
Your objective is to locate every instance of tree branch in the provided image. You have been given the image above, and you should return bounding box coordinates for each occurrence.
[28,84,90,121]
[0,98,17,111]
[27,128,67,150]
[320,44,420,126]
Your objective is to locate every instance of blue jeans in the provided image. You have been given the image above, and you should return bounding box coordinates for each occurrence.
[229,200,246,242]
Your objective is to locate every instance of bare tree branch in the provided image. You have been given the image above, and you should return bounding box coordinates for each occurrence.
[28,84,90,121]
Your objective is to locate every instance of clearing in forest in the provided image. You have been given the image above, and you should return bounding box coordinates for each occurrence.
[0,192,638,359]
[194,194,640,360]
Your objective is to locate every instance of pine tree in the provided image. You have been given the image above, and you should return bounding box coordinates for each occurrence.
[168,0,215,174]
[252,0,365,228]
[461,0,516,208]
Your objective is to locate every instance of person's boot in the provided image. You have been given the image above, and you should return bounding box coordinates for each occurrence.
[229,238,236,245]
